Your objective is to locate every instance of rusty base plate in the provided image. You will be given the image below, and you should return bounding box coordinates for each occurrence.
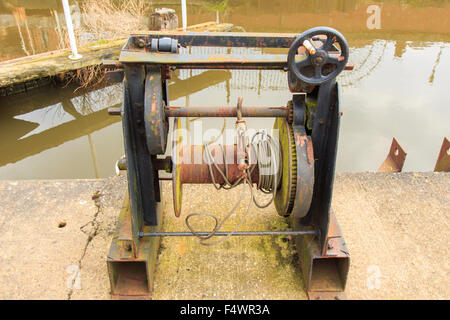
[294,209,350,300]
[107,195,163,299]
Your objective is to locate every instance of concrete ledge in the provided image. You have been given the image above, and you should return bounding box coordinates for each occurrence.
[0,172,448,299]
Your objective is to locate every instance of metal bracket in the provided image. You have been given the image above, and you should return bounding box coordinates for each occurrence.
[434,137,449,172]
[107,195,163,299]
[299,80,341,255]
[296,209,350,300]
[378,138,407,172]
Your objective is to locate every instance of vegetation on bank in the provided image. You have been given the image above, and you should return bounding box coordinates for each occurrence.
[77,0,149,45]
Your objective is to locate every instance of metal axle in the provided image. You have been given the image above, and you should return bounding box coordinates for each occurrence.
[139,230,316,237]
[165,105,289,118]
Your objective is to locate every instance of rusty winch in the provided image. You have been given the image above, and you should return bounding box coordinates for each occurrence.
[105,27,352,300]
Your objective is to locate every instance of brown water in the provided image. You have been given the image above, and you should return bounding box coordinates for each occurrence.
[0,0,449,179]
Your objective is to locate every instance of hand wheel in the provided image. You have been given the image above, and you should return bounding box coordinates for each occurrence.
[287,27,349,85]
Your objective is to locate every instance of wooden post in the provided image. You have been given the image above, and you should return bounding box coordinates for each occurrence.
[149,8,179,31]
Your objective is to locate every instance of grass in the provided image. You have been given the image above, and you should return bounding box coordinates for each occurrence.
[62,0,150,88]
[78,0,149,44]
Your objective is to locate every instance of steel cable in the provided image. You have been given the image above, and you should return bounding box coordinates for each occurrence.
[185,130,281,246]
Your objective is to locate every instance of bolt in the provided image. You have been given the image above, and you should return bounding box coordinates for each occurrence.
[136,38,146,48]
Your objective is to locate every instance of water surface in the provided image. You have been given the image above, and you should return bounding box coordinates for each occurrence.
[0,0,449,178]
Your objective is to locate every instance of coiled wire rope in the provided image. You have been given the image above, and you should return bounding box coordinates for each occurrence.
[185,129,282,246]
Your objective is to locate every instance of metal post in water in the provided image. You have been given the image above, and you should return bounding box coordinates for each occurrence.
[181,0,187,31]
[61,0,82,60]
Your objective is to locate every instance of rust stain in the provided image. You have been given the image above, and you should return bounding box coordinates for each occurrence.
[296,134,308,147]
[306,139,314,165]
[177,242,187,255]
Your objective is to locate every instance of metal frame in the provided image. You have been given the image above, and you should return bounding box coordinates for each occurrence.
[108,30,350,299]
[107,194,163,299]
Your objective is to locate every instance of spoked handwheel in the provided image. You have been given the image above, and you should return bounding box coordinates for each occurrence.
[288,27,349,85]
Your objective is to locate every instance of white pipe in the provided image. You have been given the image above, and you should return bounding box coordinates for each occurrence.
[181,0,187,31]
[62,0,82,60]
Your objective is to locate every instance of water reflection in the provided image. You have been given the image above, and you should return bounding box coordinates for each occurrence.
[0,68,235,178]
[0,0,449,178]
[1,0,449,60]
[0,82,121,178]
[0,0,81,60]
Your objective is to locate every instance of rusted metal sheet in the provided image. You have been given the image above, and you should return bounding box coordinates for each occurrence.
[378,138,407,172]
[295,209,349,300]
[120,51,289,69]
[107,195,163,299]
[121,51,353,71]
[125,31,299,49]
[116,192,136,258]
[120,31,354,74]
[434,137,449,172]
[165,105,289,118]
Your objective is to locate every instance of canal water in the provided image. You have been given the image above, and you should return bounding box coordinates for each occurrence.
[0,0,449,179]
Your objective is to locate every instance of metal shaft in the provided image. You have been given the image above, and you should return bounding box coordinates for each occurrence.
[176,145,260,184]
[61,0,82,60]
[165,106,289,118]
[139,230,316,237]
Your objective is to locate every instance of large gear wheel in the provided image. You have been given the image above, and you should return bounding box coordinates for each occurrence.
[274,117,297,217]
